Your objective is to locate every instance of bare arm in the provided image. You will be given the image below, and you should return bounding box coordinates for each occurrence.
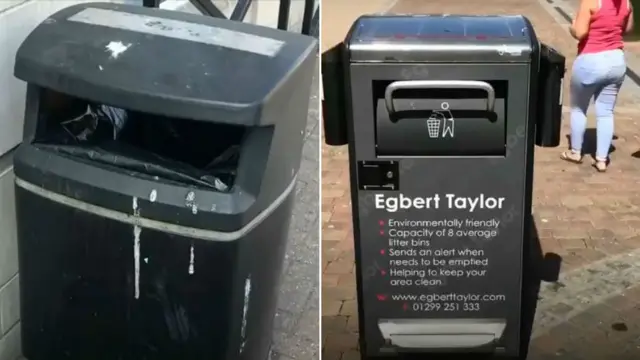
[625,3,634,34]
[570,19,578,39]
[571,0,597,40]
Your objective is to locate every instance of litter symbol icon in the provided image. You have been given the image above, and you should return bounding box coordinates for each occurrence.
[426,102,455,139]
[426,112,444,138]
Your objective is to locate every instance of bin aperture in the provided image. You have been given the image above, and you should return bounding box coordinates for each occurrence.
[322,14,565,359]
[374,79,506,157]
[13,3,317,360]
[35,89,244,191]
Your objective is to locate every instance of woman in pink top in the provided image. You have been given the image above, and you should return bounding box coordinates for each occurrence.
[561,0,634,172]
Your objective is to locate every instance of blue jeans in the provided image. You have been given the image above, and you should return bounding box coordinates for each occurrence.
[570,49,626,160]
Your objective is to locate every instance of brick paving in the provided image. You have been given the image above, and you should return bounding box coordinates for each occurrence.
[321,0,640,359]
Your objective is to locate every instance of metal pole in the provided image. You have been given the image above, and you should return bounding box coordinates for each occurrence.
[230,0,253,21]
[301,0,315,35]
[276,0,291,30]
[189,0,226,18]
[142,0,161,7]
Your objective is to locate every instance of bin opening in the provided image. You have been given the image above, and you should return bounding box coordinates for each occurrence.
[32,89,246,191]
[372,80,508,157]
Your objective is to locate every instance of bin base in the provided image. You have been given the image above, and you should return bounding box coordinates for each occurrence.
[378,318,506,351]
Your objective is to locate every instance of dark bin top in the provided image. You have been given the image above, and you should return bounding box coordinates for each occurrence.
[14,2,317,126]
[345,15,537,63]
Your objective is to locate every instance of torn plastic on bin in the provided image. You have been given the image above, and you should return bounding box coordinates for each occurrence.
[38,103,237,192]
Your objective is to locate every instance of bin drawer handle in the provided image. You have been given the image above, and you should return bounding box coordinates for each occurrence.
[384,80,496,114]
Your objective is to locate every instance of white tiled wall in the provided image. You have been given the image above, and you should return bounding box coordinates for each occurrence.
[0,167,19,360]
[0,1,82,356]
[0,1,114,356]
[0,1,313,359]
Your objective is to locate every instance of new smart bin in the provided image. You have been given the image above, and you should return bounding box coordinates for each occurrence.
[322,14,564,358]
[12,3,317,360]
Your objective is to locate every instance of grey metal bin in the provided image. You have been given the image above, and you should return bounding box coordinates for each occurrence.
[322,14,563,359]
[12,3,317,360]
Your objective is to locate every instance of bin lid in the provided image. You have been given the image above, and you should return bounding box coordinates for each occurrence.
[345,15,537,63]
[14,2,318,126]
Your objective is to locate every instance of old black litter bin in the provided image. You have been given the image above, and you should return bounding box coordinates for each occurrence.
[323,14,563,359]
[13,3,317,360]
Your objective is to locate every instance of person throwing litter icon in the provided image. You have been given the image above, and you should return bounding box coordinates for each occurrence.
[441,102,454,138]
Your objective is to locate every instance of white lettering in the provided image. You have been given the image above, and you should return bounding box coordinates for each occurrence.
[373,193,505,213]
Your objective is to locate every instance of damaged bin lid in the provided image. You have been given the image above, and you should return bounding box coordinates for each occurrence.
[345,14,537,63]
[14,2,317,126]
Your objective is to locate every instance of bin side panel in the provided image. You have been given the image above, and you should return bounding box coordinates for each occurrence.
[233,190,297,360]
[348,64,533,357]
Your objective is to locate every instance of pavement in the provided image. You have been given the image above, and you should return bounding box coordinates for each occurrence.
[321,0,640,359]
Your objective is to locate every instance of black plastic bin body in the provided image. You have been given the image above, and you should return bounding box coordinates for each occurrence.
[12,3,317,360]
[322,43,349,146]
[322,14,564,359]
[536,43,566,147]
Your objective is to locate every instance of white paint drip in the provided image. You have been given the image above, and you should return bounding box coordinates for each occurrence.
[134,225,141,299]
[188,244,195,275]
[185,191,198,214]
[133,197,141,299]
[105,41,131,59]
[132,197,138,213]
[239,275,251,353]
